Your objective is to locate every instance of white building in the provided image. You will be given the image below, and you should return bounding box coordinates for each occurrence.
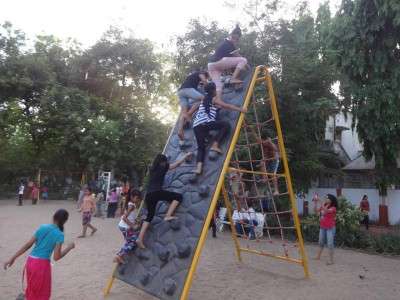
[303,113,400,225]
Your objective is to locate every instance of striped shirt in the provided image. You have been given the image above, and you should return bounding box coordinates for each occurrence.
[193,103,218,127]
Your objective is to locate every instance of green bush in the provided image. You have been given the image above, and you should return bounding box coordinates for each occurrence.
[301,196,400,255]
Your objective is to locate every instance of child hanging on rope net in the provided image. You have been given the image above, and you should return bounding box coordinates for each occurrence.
[78,187,98,238]
[3,209,75,300]
[208,25,248,101]
[250,126,280,196]
[177,70,209,145]
[114,189,147,264]
[136,152,192,249]
[192,82,247,174]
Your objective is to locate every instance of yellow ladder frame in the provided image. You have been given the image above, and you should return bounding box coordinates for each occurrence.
[104,65,309,299]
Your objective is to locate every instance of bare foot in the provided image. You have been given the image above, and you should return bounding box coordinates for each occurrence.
[113,255,125,264]
[136,239,146,249]
[164,216,178,221]
[273,191,280,196]
[78,235,86,238]
[91,228,97,236]
[230,78,243,84]
[210,146,223,154]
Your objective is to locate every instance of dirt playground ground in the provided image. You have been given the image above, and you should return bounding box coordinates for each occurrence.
[1,200,399,300]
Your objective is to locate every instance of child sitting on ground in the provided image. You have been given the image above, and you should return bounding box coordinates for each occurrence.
[114,189,146,264]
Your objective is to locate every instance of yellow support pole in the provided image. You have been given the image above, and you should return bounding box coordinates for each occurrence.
[264,68,310,278]
[179,66,262,300]
[103,263,118,297]
[221,184,242,262]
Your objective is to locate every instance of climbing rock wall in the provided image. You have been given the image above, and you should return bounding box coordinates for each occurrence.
[115,69,252,300]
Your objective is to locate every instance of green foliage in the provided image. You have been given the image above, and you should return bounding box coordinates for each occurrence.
[0,23,169,186]
[302,196,400,254]
[329,0,400,191]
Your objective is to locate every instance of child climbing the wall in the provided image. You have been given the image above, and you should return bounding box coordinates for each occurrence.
[136,152,192,249]
[78,187,97,238]
[3,209,75,300]
[114,189,147,264]
[208,25,248,101]
[177,71,209,144]
[192,82,247,174]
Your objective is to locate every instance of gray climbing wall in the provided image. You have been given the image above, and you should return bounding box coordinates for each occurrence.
[115,69,253,300]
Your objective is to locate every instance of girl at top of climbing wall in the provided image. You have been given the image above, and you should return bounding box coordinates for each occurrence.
[192,82,247,175]
[136,152,192,249]
[208,25,248,102]
[177,71,209,145]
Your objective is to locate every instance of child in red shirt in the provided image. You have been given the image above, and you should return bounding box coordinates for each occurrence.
[315,194,337,265]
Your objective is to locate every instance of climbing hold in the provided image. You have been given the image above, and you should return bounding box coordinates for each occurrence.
[118,265,126,276]
[188,173,197,183]
[163,278,177,296]
[157,246,170,262]
[169,218,181,230]
[157,202,168,214]
[199,185,209,197]
[136,249,151,261]
[140,273,151,286]
[208,150,219,161]
[177,242,191,258]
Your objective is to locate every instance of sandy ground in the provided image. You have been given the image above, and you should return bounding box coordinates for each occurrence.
[1,200,399,300]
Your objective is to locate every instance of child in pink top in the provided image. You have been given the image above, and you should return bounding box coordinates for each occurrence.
[315,194,337,265]
[78,188,97,238]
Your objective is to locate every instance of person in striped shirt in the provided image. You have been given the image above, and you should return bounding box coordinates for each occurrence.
[192,82,246,174]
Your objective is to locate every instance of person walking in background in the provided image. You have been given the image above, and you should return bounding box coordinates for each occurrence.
[78,187,97,238]
[177,71,209,144]
[31,183,39,205]
[18,181,25,206]
[107,188,119,218]
[208,25,247,101]
[3,209,75,300]
[77,185,86,210]
[315,194,338,265]
[42,185,49,201]
[360,194,370,230]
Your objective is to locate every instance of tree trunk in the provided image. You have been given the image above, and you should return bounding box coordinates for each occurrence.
[378,183,389,226]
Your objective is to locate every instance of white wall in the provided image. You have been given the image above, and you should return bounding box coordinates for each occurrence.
[325,113,363,161]
[303,188,400,225]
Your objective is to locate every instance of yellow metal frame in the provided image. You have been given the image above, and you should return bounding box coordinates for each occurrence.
[103,65,309,299]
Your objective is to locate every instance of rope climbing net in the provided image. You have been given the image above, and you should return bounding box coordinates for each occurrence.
[221,66,309,275]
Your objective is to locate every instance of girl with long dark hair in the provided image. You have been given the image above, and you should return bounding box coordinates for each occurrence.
[3,209,75,300]
[192,82,246,174]
[136,152,192,249]
[315,194,338,265]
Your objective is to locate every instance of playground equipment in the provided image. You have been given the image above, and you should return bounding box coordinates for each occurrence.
[104,65,309,300]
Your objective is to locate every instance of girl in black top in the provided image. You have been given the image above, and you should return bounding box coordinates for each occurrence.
[136,152,192,249]
[208,25,248,101]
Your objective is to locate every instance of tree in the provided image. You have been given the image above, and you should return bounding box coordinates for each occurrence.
[329,0,400,204]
